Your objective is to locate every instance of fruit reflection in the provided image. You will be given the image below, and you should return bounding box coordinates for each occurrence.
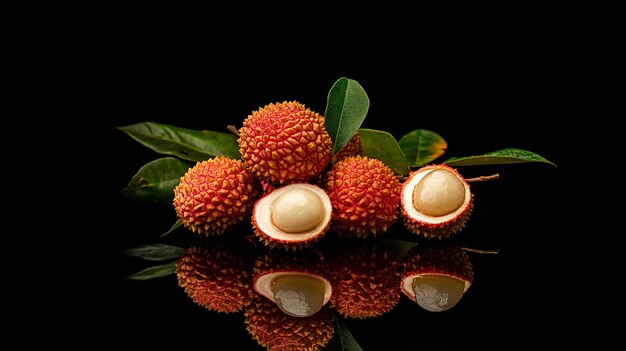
[401,243,473,312]
[252,250,332,318]
[327,240,401,318]
[175,237,253,313]
[245,295,335,351]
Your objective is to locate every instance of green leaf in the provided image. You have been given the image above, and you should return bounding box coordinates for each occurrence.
[326,317,363,351]
[121,157,189,205]
[126,262,176,280]
[161,220,183,237]
[381,239,419,261]
[124,243,183,261]
[399,129,448,167]
[445,148,556,167]
[116,122,240,161]
[325,77,370,154]
[359,128,410,176]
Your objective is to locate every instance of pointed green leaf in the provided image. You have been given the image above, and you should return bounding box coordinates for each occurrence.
[381,239,419,261]
[326,317,363,351]
[121,157,190,205]
[126,262,176,280]
[445,148,556,167]
[399,129,447,167]
[124,243,183,261]
[161,220,183,237]
[116,122,240,161]
[325,77,370,154]
[359,128,409,176]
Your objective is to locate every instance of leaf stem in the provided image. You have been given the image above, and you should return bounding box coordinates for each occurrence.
[461,247,500,254]
[227,125,240,137]
[465,173,500,183]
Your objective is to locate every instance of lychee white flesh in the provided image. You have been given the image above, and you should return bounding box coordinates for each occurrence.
[413,169,465,216]
[271,188,325,233]
[271,275,326,317]
[412,274,465,312]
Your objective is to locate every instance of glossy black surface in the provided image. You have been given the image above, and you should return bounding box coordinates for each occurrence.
[110,58,567,350]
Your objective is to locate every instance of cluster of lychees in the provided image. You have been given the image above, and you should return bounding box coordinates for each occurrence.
[171,101,475,351]
[173,101,473,249]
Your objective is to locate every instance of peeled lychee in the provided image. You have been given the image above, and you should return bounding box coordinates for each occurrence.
[401,164,473,239]
[252,183,332,249]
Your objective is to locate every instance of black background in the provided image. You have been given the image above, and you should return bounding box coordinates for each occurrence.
[110,47,572,350]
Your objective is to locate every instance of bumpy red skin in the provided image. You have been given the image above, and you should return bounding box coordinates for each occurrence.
[332,132,361,163]
[401,244,473,301]
[329,241,400,318]
[238,101,332,185]
[173,157,261,235]
[245,296,335,351]
[323,156,401,238]
[260,180,276,195]
[176,239,253,313]
[401,164,473,239]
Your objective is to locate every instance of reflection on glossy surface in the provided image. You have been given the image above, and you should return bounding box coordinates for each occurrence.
[245,296,335,351]
[328,240,401,319]
[401,244,473,312]
[271,275,326,317]
[412,274,466,312]
[252,249,333,318]
[166,231,486,349]
[175,238,253,313]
